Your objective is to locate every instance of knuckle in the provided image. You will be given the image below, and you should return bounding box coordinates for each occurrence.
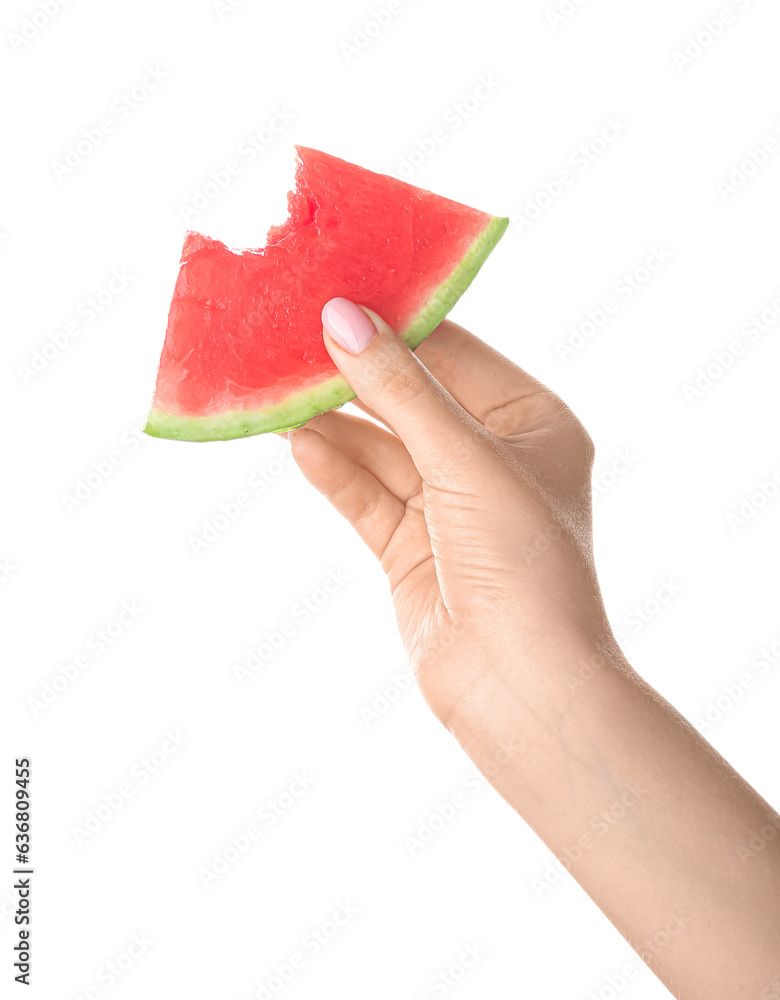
[580,429,596,470]
[482,400,522,437]
[550,398,595,467]
[567,415,596,470]
[326,461,361,504]
[353,489,384,525]
[482,391,550,437]
[326,463,384,526]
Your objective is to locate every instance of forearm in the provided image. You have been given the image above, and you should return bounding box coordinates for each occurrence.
[448,634,780,999]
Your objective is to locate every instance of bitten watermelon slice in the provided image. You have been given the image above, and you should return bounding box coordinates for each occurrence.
[145,147,508,441]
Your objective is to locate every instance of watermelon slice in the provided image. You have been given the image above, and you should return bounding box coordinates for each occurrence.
[145,147,508,441]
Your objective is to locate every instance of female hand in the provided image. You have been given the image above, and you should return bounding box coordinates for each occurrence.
[289,297,780,1000]
[289,297,611,731]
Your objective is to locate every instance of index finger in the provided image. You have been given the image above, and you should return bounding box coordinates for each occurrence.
[414,320,554,436]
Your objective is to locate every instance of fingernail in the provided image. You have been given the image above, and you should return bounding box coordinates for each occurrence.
[321,298,377,355]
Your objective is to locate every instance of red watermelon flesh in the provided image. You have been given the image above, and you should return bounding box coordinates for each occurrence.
[145,146,508,441]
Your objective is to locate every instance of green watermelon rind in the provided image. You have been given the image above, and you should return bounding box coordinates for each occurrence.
[144,213,509,442]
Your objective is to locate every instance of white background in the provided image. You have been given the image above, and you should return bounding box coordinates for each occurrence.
[3,1,780,997]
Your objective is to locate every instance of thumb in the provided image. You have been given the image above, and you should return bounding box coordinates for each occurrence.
[320,297,486,483]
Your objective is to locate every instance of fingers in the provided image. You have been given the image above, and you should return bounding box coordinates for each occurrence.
[414,320,555,437]
[289,426,405,560]
[304,409,421,503]
[320,298,491,484]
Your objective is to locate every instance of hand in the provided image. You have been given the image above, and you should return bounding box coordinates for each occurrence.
[289,297,611,729]
[289,297,780,1000]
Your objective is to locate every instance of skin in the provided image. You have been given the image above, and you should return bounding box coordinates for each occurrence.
[288,306,780,1000]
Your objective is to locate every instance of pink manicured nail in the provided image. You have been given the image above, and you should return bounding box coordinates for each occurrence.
[321,298,377,354]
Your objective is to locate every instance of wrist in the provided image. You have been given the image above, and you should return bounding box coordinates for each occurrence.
[444,628,631,792]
